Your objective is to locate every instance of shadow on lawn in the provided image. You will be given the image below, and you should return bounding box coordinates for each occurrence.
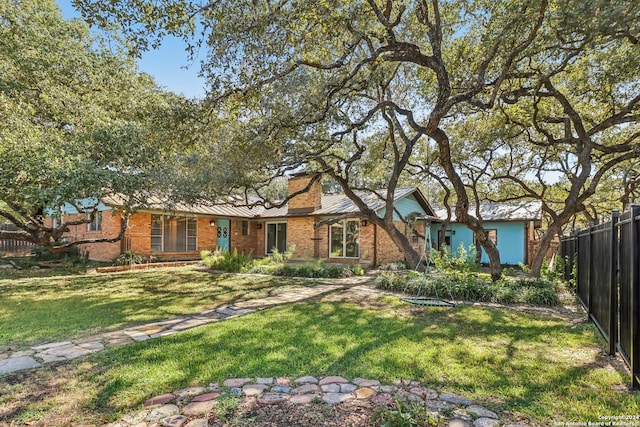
[86,300,628,423]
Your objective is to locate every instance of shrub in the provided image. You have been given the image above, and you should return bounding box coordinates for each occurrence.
[201,248,252,272]
[371,398,439,426]
[113,251,147,266]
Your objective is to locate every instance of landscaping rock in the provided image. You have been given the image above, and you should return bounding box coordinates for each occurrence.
[174,387,207,397]
[144,394,175,408]
[410,386,438,400]
[294,375,318,384]
[352,378,380,387]
[223,377,252,388]
[161,414,187,427]
[321,383,341,393]
[256,377,274,384]
[467,405,498,419]
[271,385,291,393]
[147,404,180,421]
[355,387,377,399]
[319,375,349,385]
[439,393,473,406]
[292,383,320,394]
[192,392,220,402]
[289,394,319,404]
[340,384,358,393]
[182,400,215,416]
[243,383,269,396]
[322,392,355,404]
[185,420,208,427]
[474,418,501,427]
[449,419,472,427]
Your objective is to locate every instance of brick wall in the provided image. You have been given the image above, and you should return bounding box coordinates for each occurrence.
[44,210,123,261]
[228,218,260,255]
[198,217,217,252]
[288,175,322,213]
[287,216,318,259]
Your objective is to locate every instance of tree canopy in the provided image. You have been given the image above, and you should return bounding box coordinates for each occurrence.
[70,0,640,277]
[0,0,186,249]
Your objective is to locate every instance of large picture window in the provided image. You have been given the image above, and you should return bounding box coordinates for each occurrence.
[330,219,360,258]
[151,215,197,252]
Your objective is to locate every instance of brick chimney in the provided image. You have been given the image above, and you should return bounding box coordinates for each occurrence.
[287,173,322,214]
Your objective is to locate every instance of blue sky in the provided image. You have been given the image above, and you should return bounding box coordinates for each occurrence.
[57,1,205,99]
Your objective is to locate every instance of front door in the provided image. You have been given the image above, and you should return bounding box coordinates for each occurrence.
[266,222,287,254]
[217,219,230,251]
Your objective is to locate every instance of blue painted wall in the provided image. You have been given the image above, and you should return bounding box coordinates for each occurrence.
[378,195,426,220]
[430,221,527,265]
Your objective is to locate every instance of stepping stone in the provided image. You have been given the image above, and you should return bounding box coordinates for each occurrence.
[36,353,66,363]
[378,385,397,393]
[124,330,150,342]
[144,393,175,408]
[31,341,72,351]
[78,341,105,352]
[340,384,357,393]
[271,385,291,393]
[243,383,269,396]
[183,400,215,416]
[0,356,41,374]
[104,336,133,347]
[355,387,376,399]
[185,419,208,427]
[151,330,178,338]
[291,384,320,394]
[256,377,274,384]
[322,393,354,404]
[147,404,179,421]
[226,387,242,395]
[11,350,35,357]
[208,383,222,392]
[321,384,341,393]
[161,414,187,427]
[223,377,252,387]
[174,387,207,397]
[294,375,318,384]
[474,418,500,427]
[449,419,471,427]
[319,376,348,386]
[352,378,380,387]
[410,387,438,400]
[192,392,220,402]
[290,394,319,405]
[467,405,498,419]
[439,393,472,406]
[121,410,149,424]
[258,392,290,404]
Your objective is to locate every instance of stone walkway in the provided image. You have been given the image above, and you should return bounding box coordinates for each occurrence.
[109,375,511,427]
[0,281,363,375]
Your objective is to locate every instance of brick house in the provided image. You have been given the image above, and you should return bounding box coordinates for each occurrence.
[48,175,437,266]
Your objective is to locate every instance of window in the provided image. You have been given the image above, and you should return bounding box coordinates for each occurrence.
[87,211,102,231]
[266,222,286,254]
[486,229,498,245]
[150,215,197,252]
[330,219,360,258]
[241,220,249,236]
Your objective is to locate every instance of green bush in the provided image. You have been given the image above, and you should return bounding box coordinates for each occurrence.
[113,251,148,266]
[373,270,561,306]
[430,243,478,272]
[201,248,252,272]
[371,398,439,426]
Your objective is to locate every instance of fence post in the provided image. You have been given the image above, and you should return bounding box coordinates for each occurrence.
[631,206,640,390]
[610,210,619,356]
[587,223,594,316]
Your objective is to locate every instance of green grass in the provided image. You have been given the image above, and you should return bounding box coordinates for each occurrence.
[0,267,322,349]
[1,269,638,426]
[6,300,630,426]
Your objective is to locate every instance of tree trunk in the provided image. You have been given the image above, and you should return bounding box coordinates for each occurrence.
[530,222,562,277]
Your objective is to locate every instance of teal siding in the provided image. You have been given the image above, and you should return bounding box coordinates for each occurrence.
[430,221,526,265]
[59,199,112,214]
[378,195,426,220]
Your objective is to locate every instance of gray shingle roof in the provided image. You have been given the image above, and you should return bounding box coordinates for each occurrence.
[103,187,430,219]
[433,201,542,222]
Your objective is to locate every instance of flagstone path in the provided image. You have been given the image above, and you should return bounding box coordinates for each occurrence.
[0,280,365,375]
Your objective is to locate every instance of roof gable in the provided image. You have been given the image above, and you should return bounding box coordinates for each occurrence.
[434,201,543,222]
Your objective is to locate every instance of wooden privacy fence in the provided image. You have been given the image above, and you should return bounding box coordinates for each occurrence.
[561,206,640,390]
[0,224,37,255]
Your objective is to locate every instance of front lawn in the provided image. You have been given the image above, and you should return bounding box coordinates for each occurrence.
[0,267,323,349]
[0,269,637,426]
